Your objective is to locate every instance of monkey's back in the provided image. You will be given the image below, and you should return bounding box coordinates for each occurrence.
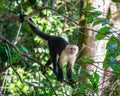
[48,36,68,55]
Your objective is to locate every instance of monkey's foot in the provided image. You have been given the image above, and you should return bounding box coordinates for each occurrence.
[59,78,64,82]
[69,79,75,84]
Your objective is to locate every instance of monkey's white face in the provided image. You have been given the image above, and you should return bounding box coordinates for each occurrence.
[59,45,78,65]
[65,45,79,55]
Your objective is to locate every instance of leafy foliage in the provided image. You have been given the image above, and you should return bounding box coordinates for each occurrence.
[112,0,120,2]
[0,0,120,96]
[95,27,110,40]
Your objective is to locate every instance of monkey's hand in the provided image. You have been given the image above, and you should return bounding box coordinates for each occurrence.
[19,14,26,23]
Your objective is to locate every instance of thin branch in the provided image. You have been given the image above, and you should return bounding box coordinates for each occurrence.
[0,71,8,94]
[44,74,58,96]
[14,23,22,45]
[109,79,120,96]
[0,14,18,20]
[5,43,23,83]
[0,4,119,95]
[0,8,119,45]
[0,35,44,67]
[0,60,22,73]
[0,35,57,96]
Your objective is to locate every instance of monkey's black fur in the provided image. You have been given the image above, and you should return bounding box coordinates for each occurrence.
[19,14,73,82]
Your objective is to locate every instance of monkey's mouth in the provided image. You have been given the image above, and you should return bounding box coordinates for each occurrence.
[70,51,75,54]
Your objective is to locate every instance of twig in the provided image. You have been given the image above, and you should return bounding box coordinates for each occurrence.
[0,35,44,67]
[14,23,22,45]
[109,79,120,96]
[0,34,57,95]
[0,14,18,20]
[44,74,58,96]
[0,8,119,44]
[5,43,23,83]
[0,70,8,94]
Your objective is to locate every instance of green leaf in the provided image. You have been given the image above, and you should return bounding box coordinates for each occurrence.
[95,27,110,40]
[116,45,120,55]
[87,11,101,19]
[0,46,8,62]
[82,6,95,13]
[86,11,101,24]
[94,72,99,86]
[112,0,120,3]
[87,75,94,85]
[114,63,120,71]
[19,45,29,54]
[80,58,94,63]
[93,18,106,26]
[106,35,117,47]
[93,83,97,89]
[7,47,21,64]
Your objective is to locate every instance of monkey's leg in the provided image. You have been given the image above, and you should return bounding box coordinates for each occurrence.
[45,59,52,66]
[50,52,59,80]
[66,64,72,80]
[58,63,64,82]
[66,63,75,84]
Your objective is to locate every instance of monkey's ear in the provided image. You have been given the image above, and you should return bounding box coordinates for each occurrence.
[19,14,27,23]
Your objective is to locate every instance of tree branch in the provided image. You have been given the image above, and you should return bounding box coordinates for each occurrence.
[0,34,58,95]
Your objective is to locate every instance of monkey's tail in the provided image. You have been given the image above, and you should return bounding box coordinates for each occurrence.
[29,18,51,41]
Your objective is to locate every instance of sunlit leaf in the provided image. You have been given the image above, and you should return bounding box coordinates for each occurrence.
[80,58,94,63]
[95,27,110,40]
[93,18,106,26]
[86,11,101,24]
[19,45,29,54]
[82,6,95,13]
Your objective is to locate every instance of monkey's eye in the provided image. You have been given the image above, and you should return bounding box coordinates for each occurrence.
[70,47,76,51]
[74,48,76,51]
[70,48,73,50]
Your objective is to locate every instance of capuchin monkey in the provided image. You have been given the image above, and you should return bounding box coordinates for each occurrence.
[19,14,78,83]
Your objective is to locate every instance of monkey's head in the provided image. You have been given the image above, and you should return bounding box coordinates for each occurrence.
[65,45,79,55]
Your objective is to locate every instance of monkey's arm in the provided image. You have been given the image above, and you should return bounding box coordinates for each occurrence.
[58,63,64,82]
[66,64,72,80]
[67,57,76,83]
[66,63,75,84]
